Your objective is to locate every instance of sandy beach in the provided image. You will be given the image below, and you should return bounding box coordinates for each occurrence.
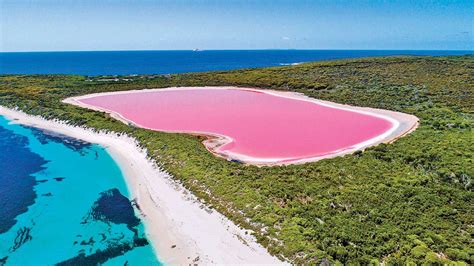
[65,86,419,166]
[0,106,284,265]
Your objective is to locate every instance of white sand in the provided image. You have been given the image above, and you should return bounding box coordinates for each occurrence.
[65,86,419,166]
[0,106,285,265]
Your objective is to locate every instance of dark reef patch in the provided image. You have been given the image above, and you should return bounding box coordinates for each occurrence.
[27,127,91,155]
[83,189,140,229]
[0,256,8,266]
[56,236,148,266]
[10,226,33,252]
[80,237,95,246]
[68,189,150,265]
[0,123,48,234]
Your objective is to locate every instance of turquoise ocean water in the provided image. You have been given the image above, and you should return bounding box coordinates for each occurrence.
[0,116,160,265]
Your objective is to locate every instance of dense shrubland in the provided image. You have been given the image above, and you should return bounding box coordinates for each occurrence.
[0,56,473,264]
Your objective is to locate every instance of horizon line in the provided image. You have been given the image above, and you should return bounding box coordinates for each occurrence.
[1,48,473,53]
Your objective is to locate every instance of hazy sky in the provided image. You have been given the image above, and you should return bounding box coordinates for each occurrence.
[1,0,472,52]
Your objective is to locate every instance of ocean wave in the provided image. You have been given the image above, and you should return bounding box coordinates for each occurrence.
[279,62,302,66]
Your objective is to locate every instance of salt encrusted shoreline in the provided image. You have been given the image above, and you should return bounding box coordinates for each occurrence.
[65,86,419,166]
[0,106,285,265]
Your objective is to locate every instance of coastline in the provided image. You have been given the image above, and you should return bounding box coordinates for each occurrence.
[64,86,419,166]
[0,106,284,265]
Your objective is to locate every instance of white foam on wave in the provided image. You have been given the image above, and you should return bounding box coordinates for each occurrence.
[279,62,302,66]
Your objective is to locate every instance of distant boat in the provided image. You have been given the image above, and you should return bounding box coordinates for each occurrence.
[192,49,203,52]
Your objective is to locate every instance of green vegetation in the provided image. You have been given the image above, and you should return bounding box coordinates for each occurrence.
[1,56,473,264]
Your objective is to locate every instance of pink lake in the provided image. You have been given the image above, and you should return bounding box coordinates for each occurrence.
[77,87,395,164]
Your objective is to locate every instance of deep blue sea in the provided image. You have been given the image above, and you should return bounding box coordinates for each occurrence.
[0,116,160,265]
[0,50,472,76]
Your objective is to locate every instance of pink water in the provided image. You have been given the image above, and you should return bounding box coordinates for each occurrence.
[79,88,393,163]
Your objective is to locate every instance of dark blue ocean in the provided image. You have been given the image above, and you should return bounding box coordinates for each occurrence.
[0,50,472,76]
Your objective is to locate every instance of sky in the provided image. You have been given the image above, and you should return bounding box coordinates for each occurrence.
[0,0,472,52]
